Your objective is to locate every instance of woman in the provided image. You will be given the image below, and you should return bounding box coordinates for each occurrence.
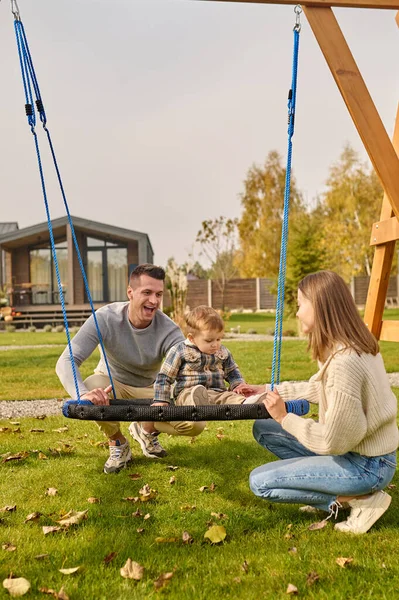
[237,271,398,534]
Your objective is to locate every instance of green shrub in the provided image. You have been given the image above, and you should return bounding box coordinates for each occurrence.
[28,326,37,333]
[53,325,65,333]
[247,328,258,335]
[282,329,297,337]
[43,324,52,333]
[5,325,16,332]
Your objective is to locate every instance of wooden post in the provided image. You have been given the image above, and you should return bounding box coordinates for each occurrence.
[66,224,74,306]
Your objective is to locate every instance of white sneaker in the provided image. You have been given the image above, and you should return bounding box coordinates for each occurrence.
[103,440,132,474]
[188,385,209,406]
[334,491,392,534]
[128,422,167,458]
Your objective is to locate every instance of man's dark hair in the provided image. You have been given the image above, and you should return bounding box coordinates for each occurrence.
[129,264,165,286]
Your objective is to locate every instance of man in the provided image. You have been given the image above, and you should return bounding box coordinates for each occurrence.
[56,264,205,473]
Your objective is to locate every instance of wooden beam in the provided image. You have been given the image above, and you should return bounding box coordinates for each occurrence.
[380,320,399,342]
[303,7,399,221]
[370,216,399,246]
[198,0,399,9]
[364,103,399,337]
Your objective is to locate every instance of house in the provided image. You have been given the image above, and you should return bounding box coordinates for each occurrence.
[0,216,153,308]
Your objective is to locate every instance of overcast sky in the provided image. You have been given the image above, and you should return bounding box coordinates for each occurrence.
[0,0,398,267]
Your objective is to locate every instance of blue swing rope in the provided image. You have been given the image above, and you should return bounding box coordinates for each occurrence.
[12,3,117,402]
[270,6,301,391]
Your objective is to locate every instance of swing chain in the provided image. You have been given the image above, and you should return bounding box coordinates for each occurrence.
[294,4,302,32]
[10,0,21,20]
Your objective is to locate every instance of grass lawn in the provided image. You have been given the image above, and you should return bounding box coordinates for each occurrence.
[1,333,399,598]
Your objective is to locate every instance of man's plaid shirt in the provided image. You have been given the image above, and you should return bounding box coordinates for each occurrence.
[153,339,244,403]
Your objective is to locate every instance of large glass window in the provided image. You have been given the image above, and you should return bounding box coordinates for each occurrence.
[86,237,127,302]
[30,242,68,304]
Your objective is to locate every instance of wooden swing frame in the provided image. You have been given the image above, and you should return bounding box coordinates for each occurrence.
[198,0,399,341]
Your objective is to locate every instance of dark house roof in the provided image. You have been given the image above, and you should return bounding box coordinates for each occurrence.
[0,216,153,254]
[0,222,19,235]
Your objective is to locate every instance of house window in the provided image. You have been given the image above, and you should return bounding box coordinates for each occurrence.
[29,242,68,304]
[86,237,127,302]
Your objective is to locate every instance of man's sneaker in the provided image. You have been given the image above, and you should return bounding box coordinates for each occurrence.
[103,439,132,474]
[188,384,209,406]
[334,490,391,534]
[128,422,167,459]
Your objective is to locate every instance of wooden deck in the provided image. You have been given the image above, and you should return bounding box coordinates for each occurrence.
[3,303,106,329]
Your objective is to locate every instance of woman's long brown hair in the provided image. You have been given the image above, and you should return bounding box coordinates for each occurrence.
[298,271,379,361]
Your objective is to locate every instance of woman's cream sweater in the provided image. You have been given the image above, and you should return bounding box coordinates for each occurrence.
[278,350,398,456]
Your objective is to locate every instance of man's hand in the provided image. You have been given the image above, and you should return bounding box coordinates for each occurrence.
[263,389,287,424]
[151,402,169,407]
[234,383,265,397]
[82,384,112,406]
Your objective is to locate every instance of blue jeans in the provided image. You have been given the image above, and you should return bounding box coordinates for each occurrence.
[250,419,397,512]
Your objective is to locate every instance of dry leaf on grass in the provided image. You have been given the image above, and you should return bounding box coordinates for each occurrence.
[0,505,16,513]
[241,561,249,573]
[136,528,145,534]
[128,473,142,481]
[38,587,69,599]
[288,547,298,555]
[286,583,298,594]
[103,552,117,565]
[155,537,179,543]
[182,531,193,544]
[180,505,196,511]
[24,512,42,523]
[204,525,226,544]
[2,543,16,552]
[306,571,320,585]
[216,434,226,441]
[38,452,48,460]
[233,577,241,584]
[35,415,46,420]
[143,513,151,521]
[166,466,179,471]
[45,488,58,497]
[52,427,69,433]
[199,486,208,492]
[169,476,176,485]
[9,422,20,426]
[120,558,144,580]
[139,484,157,502]
[2,452,29,463]
[0,428,11,433]
[87,497,100,504]
[210,512,228,520]
[122,497,139,503]
[43,526,63,535]
[336,557,354,568]
[308,520,328,531]
[132,509,143,517]
[59,567,81,575]
[154,571,174,591]
[3,577,31,596]
[57,510,88,527]
[34,554,49,560]
[30,429,45,433]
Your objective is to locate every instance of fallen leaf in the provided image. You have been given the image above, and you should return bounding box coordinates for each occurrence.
[210,483,217,492]
[0,427,11,433]
[120,558,144,580]
[30,429,45,433]
[306,571,320,586]
[199,486,208,492]
[39,587,69,600]
[57,510,88,527]
[139,484,157,502]
[9,422,20,426]
[182,531,193,544]
[288,547,298,555]
[336,557,354,568]
[35,415,47,420]
[2,452,29,463]
[166,466,179,471]
[0,505,16,513]
[204,525,226,544]
[308,520,328,531]
[143,513,151,521]
[43,526,62,535]
[24,512,42,523]
[12,428,21,434]
[132,509,143,517]
[154,571,174,591]
[3,577,31,596]
[34,554,50,560]
[241,560,249,573]
[128,473,142,481]
[103,552,117,565]
[59,567,80,575]
[38,452,48,460]
[136,528,144,534]
[45,488,58,497]
[210,512,228,520]
[180,505,196,512]
[233,577,241,584]
[188,437,196,444]
[388,484,396,489]
[169,476,176,485]
[52,427,69,433]
[2,543,16,552]
[286,583,298,595]
[155,537,179,543]
[87,497,100,504]
[216,434,225,441]
[122,497,139,503]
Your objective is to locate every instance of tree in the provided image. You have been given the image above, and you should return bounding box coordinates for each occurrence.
[317,144,383,281]
[196,216,238,309]
[165,258,190,333]
[237,150,304,278]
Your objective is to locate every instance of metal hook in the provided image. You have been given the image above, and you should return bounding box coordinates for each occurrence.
[11,0,21,20]
[294,4,302,32]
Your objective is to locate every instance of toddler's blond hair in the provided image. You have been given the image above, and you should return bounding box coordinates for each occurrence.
[185,305,224,335]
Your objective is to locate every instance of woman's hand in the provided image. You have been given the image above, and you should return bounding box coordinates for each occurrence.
[263,389,287,424]
[82,384,112,406]
[234,383,265,397]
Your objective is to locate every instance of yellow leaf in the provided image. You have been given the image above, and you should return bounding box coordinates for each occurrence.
[59,567,81,575]
[286,583,298,594]
[3,577,31,596]
[45,488,58,497]
[336,557,354,568]
[38,452,48,460]
[204,525,226,544]
[24,512,42,523]
[57,509,88,526]
[0,505,16,513]
[155,537,179,543]
[43,526,62,535]
[87,497,100,504]
[169,476,176,485]
[182,531,193,544]
[120,558,144,580]
[154,571,174,591]
[52,427,69,433]
[2,543,16,552]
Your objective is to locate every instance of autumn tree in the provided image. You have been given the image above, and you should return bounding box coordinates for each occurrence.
[317,144,383,281]
[196,216,238,309]
[237,150,304,278]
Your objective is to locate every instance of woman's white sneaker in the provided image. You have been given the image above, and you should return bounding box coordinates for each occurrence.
[334,490,391,534]
[104,440,132,474]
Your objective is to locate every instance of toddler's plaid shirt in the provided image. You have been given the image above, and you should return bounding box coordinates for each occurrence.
[153,339,244,403]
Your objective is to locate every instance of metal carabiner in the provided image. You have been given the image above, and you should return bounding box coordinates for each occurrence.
[294,4,302,33]
[11,0,21,20]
